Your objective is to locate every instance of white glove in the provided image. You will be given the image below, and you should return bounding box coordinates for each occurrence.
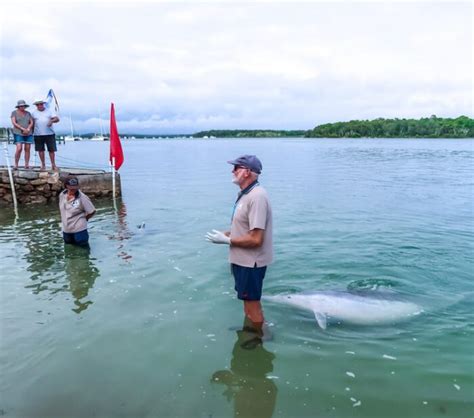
[206,229,231,245]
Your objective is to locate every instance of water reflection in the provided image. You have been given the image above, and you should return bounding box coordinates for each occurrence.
[22,215,65,291]
[7,200,133,314]
[212,318,278,418]
[0,203,103,311]
[63,245,100,313]
[17,207,101,313]
[106,201,133,261]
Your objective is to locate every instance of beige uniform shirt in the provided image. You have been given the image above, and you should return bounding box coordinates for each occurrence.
[59,190,96,233]
[229,185,273,268]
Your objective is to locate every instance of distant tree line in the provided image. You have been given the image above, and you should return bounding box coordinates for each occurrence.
[193,129,306,138]
[2,116,472,140]
[305,116,473,138]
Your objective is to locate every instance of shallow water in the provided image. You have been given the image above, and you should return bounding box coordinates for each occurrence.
[1,138,473,418]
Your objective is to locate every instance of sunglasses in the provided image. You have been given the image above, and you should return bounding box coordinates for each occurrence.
[233,165,249,172]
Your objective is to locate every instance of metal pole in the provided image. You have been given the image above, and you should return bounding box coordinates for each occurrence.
[111,157,117,211]
[3,142,18,217]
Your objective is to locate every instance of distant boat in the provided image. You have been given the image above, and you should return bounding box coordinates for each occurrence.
[91,110,109,141]
[91,134,109,141]
[65,114,81,141]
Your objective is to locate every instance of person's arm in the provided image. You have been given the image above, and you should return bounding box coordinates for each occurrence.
[47,115,60,127]
[81,193,96,220]
[26,115,34,132]
[230,228,264,248]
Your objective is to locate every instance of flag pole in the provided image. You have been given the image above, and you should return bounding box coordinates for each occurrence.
[109,102,123,211]
[112,157,117,211]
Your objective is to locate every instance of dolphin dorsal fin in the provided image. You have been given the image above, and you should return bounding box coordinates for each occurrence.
[313,311,327,329]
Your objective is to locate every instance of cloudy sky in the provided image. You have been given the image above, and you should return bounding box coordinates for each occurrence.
[1,1,472,134]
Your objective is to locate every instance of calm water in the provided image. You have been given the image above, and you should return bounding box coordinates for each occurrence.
[1,138,473,418]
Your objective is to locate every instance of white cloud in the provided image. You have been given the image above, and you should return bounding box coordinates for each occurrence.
[0,1,472,134]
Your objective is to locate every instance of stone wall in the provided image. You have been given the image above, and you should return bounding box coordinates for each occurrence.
[0,167,121,205]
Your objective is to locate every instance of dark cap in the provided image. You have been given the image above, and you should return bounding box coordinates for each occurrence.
[227,154,262,174]
[65,177,79,188]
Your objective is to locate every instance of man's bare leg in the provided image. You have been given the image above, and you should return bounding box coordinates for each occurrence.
[38,151,46,169]
[49,151,57,170]
[244,300,264,334]
[243,300,272,341]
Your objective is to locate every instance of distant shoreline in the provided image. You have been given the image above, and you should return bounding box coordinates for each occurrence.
[1,116,472,140]
[195,116,473,139]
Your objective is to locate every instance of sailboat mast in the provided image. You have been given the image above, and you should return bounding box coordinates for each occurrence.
[99,109,104,137]
[69,113,74,137]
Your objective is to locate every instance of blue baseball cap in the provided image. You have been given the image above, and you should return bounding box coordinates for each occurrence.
[227,154,262,174]
[65,177,79,188]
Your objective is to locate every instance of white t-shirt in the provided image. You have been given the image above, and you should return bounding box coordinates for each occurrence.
[31,108,57,135]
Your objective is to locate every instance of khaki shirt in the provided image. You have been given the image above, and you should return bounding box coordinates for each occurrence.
[229,185,273,268]
[59,190,96,233]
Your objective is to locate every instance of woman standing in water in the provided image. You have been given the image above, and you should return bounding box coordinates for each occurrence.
[59,177,96,247]
[10,100,34,169]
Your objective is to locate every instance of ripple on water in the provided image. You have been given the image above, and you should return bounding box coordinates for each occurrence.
[1,139,473,417]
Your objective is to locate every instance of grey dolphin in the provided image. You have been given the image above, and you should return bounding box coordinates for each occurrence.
[263,290,423,329]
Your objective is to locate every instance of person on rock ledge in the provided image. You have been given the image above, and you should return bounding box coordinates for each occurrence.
[31,99,60,171]
[10,100,34,169]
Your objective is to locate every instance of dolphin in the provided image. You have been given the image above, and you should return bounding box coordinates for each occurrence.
[263,290,423,329]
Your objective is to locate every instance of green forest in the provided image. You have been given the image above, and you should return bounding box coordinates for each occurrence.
[305,116,473,138]
[193,116,473,138]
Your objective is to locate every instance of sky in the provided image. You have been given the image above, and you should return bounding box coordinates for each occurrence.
[1,0,472,134]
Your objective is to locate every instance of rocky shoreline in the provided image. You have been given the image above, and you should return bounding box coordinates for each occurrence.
[0,166,120,205]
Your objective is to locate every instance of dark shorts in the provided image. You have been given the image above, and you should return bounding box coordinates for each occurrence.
[63,229,89,247]
[34,134,57,152]
[13,134,34,144]
[231,263,267,301]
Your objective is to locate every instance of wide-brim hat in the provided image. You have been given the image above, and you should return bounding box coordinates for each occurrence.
[33,99,46,105]
[15,100,29,108]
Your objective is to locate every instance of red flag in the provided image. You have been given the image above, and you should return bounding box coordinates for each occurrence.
[109,103,124,170]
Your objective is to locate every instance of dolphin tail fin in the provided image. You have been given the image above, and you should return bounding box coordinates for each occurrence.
[313,311,327,330]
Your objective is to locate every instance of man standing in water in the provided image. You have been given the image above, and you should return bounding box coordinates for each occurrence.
[207,155,273,343]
